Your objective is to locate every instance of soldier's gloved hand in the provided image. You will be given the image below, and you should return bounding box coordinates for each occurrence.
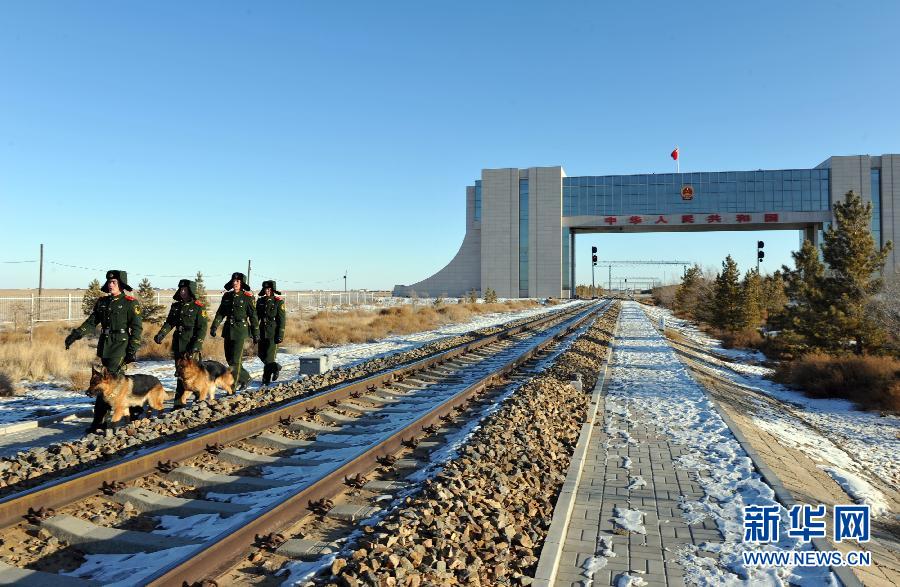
[275,336,283,344]
[64,331,81,349]
[153,333,164,345]
[124,353,137,365]
[209,327,217,337]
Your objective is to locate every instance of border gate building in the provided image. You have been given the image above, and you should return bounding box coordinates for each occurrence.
[393,154,900,299]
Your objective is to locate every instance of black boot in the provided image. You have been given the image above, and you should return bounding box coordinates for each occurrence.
[272,362,282,381]
[128,406,144,421]
[86,396,109,434]
[261,364,272,385]
[174,378,187,408]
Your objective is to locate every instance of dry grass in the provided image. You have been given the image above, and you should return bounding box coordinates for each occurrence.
[0,301,539,387]
[0,372,15,397]
[711,328,765,350]
[284,300,540,348]
[774,352,900,411]
[0,324,96,390]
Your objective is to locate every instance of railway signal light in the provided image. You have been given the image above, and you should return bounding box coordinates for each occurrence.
[591,246,598,266]
[756,240,765,272]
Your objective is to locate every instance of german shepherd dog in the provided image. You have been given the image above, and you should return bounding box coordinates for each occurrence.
[175,356,235,403]
[88,367,169,423]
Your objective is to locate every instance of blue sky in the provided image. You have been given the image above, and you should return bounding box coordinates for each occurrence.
[2,1,898,291]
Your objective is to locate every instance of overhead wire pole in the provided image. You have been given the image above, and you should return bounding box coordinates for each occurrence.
[596,260,692,291]
[247,260,251,286]
[38,244,44,322]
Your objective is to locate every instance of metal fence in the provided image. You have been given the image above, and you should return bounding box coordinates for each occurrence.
[0,291,385,326]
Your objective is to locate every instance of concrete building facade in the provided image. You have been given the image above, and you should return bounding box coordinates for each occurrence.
[393,154,899,298]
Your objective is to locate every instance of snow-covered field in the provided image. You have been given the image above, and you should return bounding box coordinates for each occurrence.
[603,303,835,586]
[643,304,900,518]
[0,301,582,428]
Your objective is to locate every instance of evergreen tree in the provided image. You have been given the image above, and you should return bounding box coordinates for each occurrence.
[741,269,765,328]
[821,190,893,354]
[136,278,165,323]
[194,271,209,305]
[710,255,746,332]
[484,288,498,303]
[674,264,705,319]
[781,239,831,350]
[762,270,789,323]
[81,279,103,316]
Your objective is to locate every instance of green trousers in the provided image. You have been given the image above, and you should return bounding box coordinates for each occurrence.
[224,337,251,391]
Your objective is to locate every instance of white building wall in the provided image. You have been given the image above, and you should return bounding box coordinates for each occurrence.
[392,186,481,297]
[481,168,519,298]
[528,166,564,298]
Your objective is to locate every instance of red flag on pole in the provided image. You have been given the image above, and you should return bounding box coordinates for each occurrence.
[670,147,679,161]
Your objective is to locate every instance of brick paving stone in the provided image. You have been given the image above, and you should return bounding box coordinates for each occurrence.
[553,308,720,586]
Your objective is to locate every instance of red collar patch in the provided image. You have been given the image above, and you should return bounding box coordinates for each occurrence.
[244,291,254,297]
[124,295,135,301]
[194,300,204,306]
[275,296,283,301]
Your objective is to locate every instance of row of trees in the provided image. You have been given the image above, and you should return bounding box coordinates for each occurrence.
[669,191,894,355]
[81,271,210,324]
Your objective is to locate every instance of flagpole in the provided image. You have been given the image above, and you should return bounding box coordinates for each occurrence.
[676,146,679,174]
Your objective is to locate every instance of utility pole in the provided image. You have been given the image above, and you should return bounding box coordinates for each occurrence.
[343,269,348,293]
[608,265,612,293]
[37,243,44,321]
[247,260,252,286]
[591,247,597,298]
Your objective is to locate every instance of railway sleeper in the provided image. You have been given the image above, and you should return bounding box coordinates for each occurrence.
[112,487,252,518]
[166,466,291,494]
[216,447,329,468]
[247,433,350,452]
[41,514,199,554]
[0,561,99,587]
[276,538,337,561]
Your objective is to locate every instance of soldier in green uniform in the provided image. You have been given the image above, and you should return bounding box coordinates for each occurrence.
[209,272,259,392]
[256,280,286,385]
[153,279,209,407]
[64,270,143,433]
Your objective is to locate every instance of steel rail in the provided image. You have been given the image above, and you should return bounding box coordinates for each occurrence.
[0,302,592,530]
[145,300,610,586]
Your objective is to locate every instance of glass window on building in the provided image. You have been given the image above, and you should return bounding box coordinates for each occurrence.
[474,180,482,221]
[871,169,881,246]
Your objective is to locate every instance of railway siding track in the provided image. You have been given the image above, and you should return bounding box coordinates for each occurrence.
[0,301,609,586]
[0,304,584,497]
[0,302,589,524]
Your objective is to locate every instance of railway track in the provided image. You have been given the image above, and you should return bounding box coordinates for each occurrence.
[0,300,611,586]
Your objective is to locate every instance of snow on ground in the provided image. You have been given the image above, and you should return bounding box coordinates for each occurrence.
[0,301,582,428]
[607,302,835,586]
[59,305,599,586]
[643,304,900,515]
[0,383,92,425]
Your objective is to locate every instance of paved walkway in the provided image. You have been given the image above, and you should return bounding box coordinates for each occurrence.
[548,302,833,587]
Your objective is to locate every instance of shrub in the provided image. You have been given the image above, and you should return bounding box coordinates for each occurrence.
[0,372,16,397]
[711,327,764,350]
[484,288,498,304]
[774,352,900,411]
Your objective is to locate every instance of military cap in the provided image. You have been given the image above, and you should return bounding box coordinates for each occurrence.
[225,272,251,291]
[174,279,198,301]
[101,269,132,292]
[258,280,282,296]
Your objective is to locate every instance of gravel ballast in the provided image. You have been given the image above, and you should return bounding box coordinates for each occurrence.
[307,304,620,587]
[0,305,586,499]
